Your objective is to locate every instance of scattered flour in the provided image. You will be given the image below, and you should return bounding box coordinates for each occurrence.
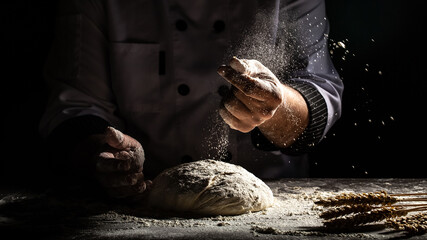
[2,179,426,239]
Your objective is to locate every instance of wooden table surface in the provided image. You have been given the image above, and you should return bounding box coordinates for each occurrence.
[1,178,426,240]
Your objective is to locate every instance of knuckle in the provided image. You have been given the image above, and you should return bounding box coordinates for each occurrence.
[223,101,235,113]
[126,174,138,185]
[218,107,227,117]
[240,125,255,133]
[250,115,263,125]
[272,93,283,103]
[135,182,147,193]
[219,108,233,123]
[243,84,255,95]
[261,108,275,118]
[115,150,131,159]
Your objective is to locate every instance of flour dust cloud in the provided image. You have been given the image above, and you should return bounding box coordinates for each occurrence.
[202,8,317,160]
[201,109,230,161]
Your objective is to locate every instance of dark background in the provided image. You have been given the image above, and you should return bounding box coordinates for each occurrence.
[310,0,426,178]
[1,1,426,188]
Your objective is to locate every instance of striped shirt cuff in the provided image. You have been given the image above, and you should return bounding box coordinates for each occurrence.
[251,80,328,155]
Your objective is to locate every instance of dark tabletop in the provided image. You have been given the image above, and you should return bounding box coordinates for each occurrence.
[1,178,426,240]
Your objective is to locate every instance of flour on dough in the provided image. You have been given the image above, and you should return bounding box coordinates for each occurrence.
[147,159,274,216]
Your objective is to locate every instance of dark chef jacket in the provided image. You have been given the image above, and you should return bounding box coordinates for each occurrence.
[39,0,344,179]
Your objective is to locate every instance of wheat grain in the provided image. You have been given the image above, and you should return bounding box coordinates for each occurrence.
[323,207,407,229]
[386,213,427,235]
[319,204,373,220]
[315,191,397,207]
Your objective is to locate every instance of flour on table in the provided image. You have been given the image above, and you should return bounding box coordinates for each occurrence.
[147,159,274,216]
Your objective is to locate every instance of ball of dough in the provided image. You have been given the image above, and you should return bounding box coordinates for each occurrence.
[147,159,274,216]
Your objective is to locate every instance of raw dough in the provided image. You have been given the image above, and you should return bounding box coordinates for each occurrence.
[147,159,274,216]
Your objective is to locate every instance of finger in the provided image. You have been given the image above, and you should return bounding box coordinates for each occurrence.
[106,177,149,199]
[229,56,250,74]
[223,95,266,126]
[218,66,264,100]
[145,180,153,191]
[105,126,140,150]
[231,86,264,110]
[97,152,131,172]
[114,150,135,161]
[231,87,277,118]
[230,57,274,76]
[219,107,254,133]
[229,56,265,76]
[99,146,144,175]
[98,172,143,188]
[223,94,253,121]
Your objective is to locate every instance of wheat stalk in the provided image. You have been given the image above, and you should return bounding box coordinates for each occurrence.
[315,191,427,207]
[390,193,427,197]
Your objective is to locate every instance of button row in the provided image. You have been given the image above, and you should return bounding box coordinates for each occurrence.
[175,19,226,33]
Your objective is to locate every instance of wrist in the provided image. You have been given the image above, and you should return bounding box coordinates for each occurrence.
[258,84,309,148]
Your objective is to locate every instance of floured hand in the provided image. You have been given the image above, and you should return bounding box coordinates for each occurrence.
[95,127,152,198]
[217,56,285,133]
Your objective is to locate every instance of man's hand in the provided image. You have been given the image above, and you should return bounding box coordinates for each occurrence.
[217,57,309,148]
[95,126,151,198]
[73,127,151,199]
[217,56,285,133]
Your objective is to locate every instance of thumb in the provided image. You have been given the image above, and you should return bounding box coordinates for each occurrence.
[105,126,139,150]
[229,56,251,75]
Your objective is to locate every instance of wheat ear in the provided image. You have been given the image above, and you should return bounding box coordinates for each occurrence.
[319,204,374,220]
[323,207,407,229]
[315,191,397,207]
[386,212,427,236]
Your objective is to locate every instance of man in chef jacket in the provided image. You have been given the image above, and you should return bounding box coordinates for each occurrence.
[40,0,343,198]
